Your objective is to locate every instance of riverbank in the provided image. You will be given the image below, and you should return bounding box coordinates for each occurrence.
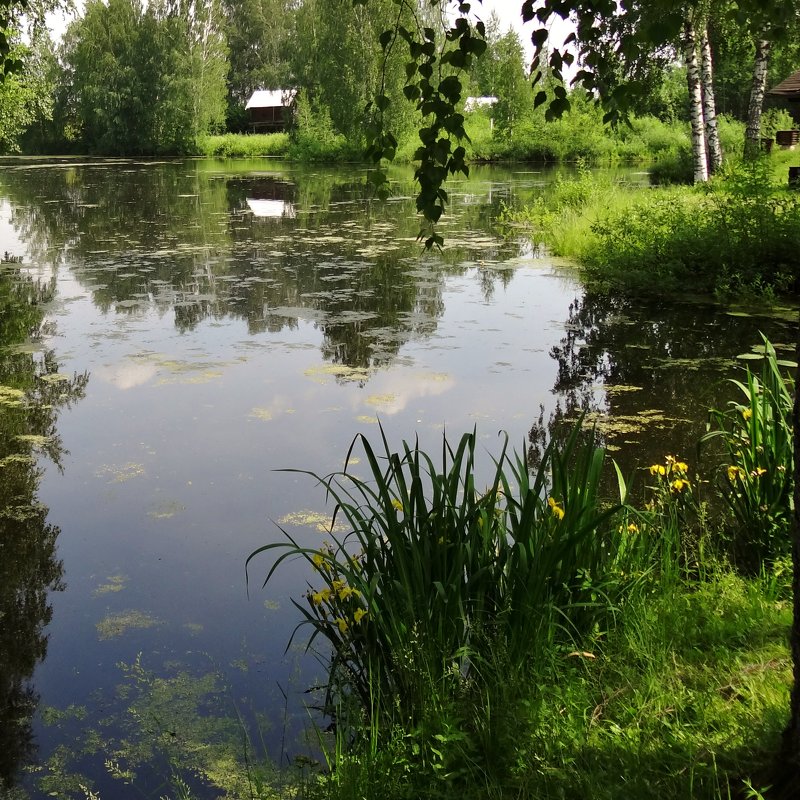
[500,150,800,301]
[197,112,746,170]
[274,344,795,800]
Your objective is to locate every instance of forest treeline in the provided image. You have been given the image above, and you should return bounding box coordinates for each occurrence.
[0,0,798,159]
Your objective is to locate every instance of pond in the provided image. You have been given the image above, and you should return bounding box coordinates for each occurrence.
[0,157,796,799]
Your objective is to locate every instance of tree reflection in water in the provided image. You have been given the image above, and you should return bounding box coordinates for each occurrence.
[0,265,88,792]
[532,292,796,485]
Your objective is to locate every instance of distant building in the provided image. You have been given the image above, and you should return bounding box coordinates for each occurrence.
[245,89,297,133]
[767,70,800,146]
[464,96,498,113]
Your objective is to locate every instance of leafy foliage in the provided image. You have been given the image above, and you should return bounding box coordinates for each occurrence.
[249,422,623,743]
[703,338,795,570]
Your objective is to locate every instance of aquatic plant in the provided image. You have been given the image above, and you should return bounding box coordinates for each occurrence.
[702,337,794,570]
[248,421,623,733]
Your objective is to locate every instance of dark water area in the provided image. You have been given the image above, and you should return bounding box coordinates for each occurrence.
[0,157,795,798]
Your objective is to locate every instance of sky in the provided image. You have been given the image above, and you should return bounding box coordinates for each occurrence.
[475,0,575,70]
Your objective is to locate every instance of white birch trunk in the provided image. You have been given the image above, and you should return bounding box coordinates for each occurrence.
[700,24,723,172]
[684,18,708,183]
[745,38,771,159]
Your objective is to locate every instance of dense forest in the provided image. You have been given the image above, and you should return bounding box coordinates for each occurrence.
[0,0,798,160]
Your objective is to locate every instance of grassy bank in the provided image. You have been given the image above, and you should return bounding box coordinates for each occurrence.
[245,343,795,800]
[500,152,800,300]
[197,111,746,168]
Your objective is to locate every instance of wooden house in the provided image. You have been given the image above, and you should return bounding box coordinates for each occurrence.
[245,89,297,133]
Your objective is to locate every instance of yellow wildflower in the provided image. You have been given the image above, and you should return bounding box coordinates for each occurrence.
[727,465,746,482]
[338,586,355,601]
[627,522,639,534]
[671,461,688,474]
[670,478,689,493]
[312,553,324,569]
[548,496,565,520]
[742,407,753,420]
[649,464,667,476]
[353,608,367,624]
[335,617,349,634]
[331,579,345,592]
[751,467,767,478]
[311,588,332,605]
[390,497,403,511]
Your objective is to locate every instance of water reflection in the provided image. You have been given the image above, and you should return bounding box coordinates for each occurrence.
[0,160,523,368]
[537,292,796,479]
[0,266,87,791]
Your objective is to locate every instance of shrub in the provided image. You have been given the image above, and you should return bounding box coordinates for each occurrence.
[583,158,800,297]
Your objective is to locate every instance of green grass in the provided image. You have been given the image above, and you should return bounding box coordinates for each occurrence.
[499,155,800,299]
[197,132,291,158]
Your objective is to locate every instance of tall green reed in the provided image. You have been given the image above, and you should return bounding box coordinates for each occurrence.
[702,336,794,569]
[247,422,623,730]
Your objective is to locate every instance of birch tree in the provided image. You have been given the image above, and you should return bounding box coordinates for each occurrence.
[684,15,708,183]
[744,38,770,159]
[700,24,722,172]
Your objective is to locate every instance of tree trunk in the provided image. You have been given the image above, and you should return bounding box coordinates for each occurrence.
[684,19,708,183]
[745,38,771,159]
[700,24,723,173]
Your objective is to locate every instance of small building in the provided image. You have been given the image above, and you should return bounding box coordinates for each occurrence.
[464,96,498,113]
[245,89,297,133]
[767,70,800,149]
[768,69,800,102]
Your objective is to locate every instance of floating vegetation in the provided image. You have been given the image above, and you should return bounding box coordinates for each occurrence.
[356,415,379,424]
[96,610,162,640]
[653,356,733,371]
[603,384,644,395]
[0,384,25,407]
[364,393,397,408]
[249,406,273,421]
[581,409,681,437]
[40,705,88,725]
[15,433,52,448]
[184,622,204,634]
[95,462,146,483]
[0,453,35,468]
[278,509,347,533]
[147,499,186,519]
[304,363,371,384]
[93,574,127,596]
[39,372,73,384]
[263,599,280,611]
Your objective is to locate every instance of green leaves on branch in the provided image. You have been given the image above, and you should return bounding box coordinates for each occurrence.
[361,0,486,248]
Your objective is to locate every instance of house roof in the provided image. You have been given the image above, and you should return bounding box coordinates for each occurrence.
[768,69,800,98]
[245,89,297,110]
[464,96,498,112]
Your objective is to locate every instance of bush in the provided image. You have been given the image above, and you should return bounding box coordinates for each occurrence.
[583,158,800,297]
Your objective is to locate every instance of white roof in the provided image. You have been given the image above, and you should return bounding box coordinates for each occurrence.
[464,96,498,111]
[246,89,297,110]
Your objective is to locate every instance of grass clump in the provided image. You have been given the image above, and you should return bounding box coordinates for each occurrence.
[197,132,291,158]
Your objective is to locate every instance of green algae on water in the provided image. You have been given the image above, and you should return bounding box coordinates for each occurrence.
[96,610,161,640]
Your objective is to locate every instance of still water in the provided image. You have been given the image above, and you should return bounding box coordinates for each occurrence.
[0,158,796,798]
